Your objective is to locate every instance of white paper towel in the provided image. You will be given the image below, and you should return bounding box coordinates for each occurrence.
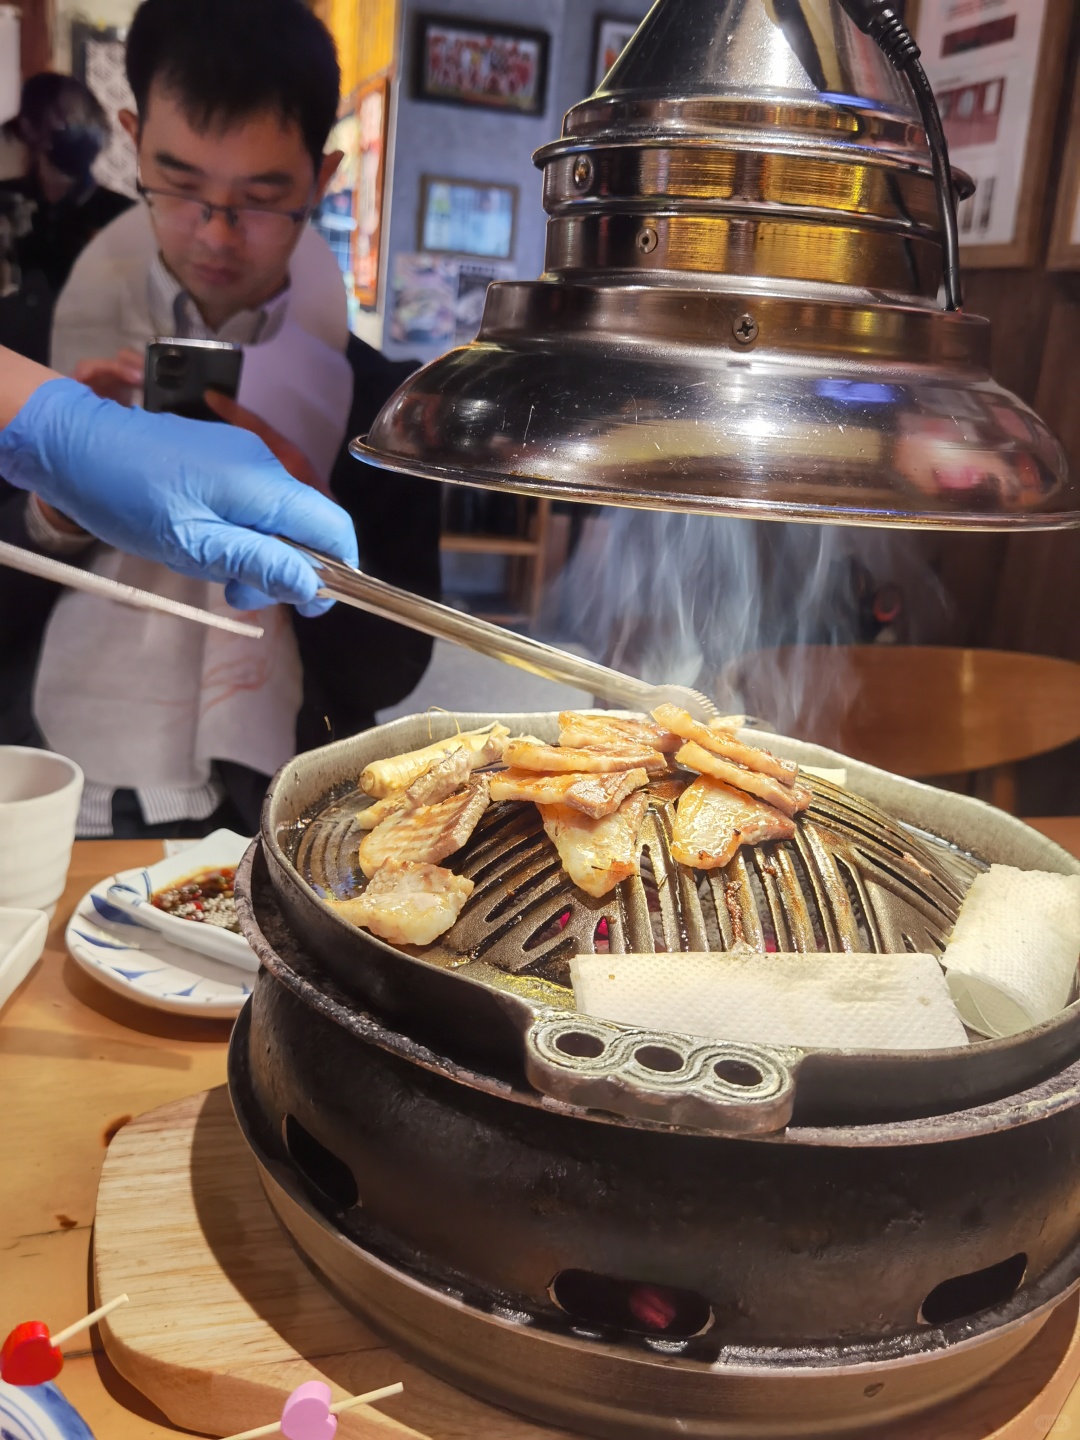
[942,865,1080,1038]
[571,950,969,1052]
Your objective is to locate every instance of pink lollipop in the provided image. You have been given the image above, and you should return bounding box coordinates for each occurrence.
[220,1381,404,1440]
[281,1382,336,1440]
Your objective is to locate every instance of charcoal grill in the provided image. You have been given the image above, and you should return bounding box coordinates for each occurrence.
[230,732,1080,1436]
[262,712,1080,1131]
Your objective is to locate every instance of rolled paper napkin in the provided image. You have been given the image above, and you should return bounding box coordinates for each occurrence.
[571,950,969,1052]
[942,865,1080,1039]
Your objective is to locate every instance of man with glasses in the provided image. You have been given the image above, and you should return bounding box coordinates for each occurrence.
[2,0,373,840]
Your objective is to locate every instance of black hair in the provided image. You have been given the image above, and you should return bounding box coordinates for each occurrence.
[125,0,341,170]
[19,72,109,145]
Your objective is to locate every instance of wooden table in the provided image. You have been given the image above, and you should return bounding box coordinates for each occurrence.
[4,827,1080,1438]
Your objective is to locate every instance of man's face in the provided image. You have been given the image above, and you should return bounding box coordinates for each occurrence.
[121,81,339,327]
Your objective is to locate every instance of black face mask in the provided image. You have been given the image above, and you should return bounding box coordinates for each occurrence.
[44,125,101,182]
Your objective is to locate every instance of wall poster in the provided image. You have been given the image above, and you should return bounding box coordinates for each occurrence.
[413,15,550,115]
[389,252,514,348]
[911,0,1070,266]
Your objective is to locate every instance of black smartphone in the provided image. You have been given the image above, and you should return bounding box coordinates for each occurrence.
[144,338,243,422]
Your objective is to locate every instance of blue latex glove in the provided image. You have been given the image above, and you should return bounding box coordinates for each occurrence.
[0,377,358,616]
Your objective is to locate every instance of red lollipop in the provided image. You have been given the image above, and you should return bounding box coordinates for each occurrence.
[0,1294,129,1387]
[1,1323,62,1386]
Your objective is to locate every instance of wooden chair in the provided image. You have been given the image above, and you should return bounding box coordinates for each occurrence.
[724,646,1080,812]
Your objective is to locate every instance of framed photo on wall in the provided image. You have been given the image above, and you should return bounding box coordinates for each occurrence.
[413,14,550,115]
[592,16,638,91]
[908,0,1071,267]
[419,175,518,260]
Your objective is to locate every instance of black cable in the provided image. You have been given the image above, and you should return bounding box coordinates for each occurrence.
[837,0,963,311]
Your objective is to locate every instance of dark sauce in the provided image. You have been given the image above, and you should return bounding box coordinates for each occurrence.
[151,866,239,932]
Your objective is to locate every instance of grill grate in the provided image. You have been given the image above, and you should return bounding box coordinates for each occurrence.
[294,776,980,992]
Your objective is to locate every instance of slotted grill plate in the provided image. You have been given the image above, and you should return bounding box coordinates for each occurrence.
[293,775,980,993]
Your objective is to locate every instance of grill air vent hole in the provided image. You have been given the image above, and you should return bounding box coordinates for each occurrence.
[715,1059,763,1087]
[593,917,610,953]
[919,1253,1027,1327]
[639,848,668,952]
[282,1114,358,1209]
[555,1030,606,1059]
[524,906,573,951]
[635,1045,683,1073]
[835,857,872,949]
[550,1270,713,1338]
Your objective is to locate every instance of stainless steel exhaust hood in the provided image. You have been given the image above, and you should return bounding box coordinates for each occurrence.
[354,0,1077,530]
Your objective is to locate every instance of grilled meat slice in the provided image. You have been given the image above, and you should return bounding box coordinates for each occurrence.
[360,724,508,798]
[675,741,807,817]
[359,775,491,877]
[558,711,681,753]
[504,737,666,775]
[330,860,474,946]
[358,746,475,830]
[671,776,795,870]
[652,702,798,784]
[539,791,649,898]
[490,766,649,819]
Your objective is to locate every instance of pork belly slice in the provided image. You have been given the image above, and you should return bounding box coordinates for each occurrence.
[358,775,490,877]
[539,791,649,898]
[490,766,649,819]
[652,702,798,784]
[360,724,508,798]
[671,775,795,870]
[504,737,666,775]
[330,860,474,946]
[558,710,681,753]
[675,741,807,817]
[359,746,475,831]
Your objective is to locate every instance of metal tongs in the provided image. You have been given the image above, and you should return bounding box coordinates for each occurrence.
[295,545,720,722]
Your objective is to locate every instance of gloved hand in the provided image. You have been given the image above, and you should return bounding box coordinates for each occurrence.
[0,377,358,616]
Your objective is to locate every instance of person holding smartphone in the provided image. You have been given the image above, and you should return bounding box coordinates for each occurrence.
[0,0,434,841]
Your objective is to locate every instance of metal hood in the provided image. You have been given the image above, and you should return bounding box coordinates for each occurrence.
[354,0,1076,530]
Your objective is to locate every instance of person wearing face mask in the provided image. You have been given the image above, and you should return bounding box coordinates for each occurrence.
[0,74,133,306]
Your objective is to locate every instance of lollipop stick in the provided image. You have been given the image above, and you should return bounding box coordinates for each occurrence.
[331,1383,404,1413]
[51,1293,129,1348]
[221,1382,405,1440]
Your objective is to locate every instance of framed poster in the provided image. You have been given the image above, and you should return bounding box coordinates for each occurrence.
[592,16,638,91]
[1048,68,1080,269]
[413,14,549,115]
[419,175,517,259]
[911,0,1071,267]
[354,78,390,309]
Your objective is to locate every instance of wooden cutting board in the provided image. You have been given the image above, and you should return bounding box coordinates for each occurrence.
[93,1087,1080,1440]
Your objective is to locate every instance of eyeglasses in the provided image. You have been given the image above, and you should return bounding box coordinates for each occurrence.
[136,179,312,244]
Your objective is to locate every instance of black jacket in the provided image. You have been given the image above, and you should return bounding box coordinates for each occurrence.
[0,336,441,764]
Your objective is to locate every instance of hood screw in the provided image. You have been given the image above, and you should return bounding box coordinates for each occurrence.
[572,155,593,190]
[637,227,659,254]
[733,313,758,344]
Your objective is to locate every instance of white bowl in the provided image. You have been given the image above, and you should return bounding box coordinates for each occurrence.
[0,747,83,917]
[0,907,48,1011]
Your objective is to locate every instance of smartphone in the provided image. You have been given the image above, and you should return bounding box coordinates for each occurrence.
[144,338,243,423]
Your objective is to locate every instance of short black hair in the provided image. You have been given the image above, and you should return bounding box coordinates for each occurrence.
[125,0,340,170]
[19,72,109,143]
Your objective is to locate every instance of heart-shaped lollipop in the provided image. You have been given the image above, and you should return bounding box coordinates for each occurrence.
[1,1322,62,1386]
[281,1381,336,1440]
[0,1295,129,1387]
[221,1380,405,1440]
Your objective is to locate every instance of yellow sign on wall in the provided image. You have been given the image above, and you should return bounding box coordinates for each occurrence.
[319,0,399,95]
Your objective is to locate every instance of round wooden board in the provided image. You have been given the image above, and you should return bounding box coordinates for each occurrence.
[93,1088,1080,1440]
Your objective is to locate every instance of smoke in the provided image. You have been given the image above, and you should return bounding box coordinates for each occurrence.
[545,510,952,738]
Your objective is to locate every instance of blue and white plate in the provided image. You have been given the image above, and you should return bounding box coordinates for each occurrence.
[0,1379,96,1440]
[64,830,255,1018]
